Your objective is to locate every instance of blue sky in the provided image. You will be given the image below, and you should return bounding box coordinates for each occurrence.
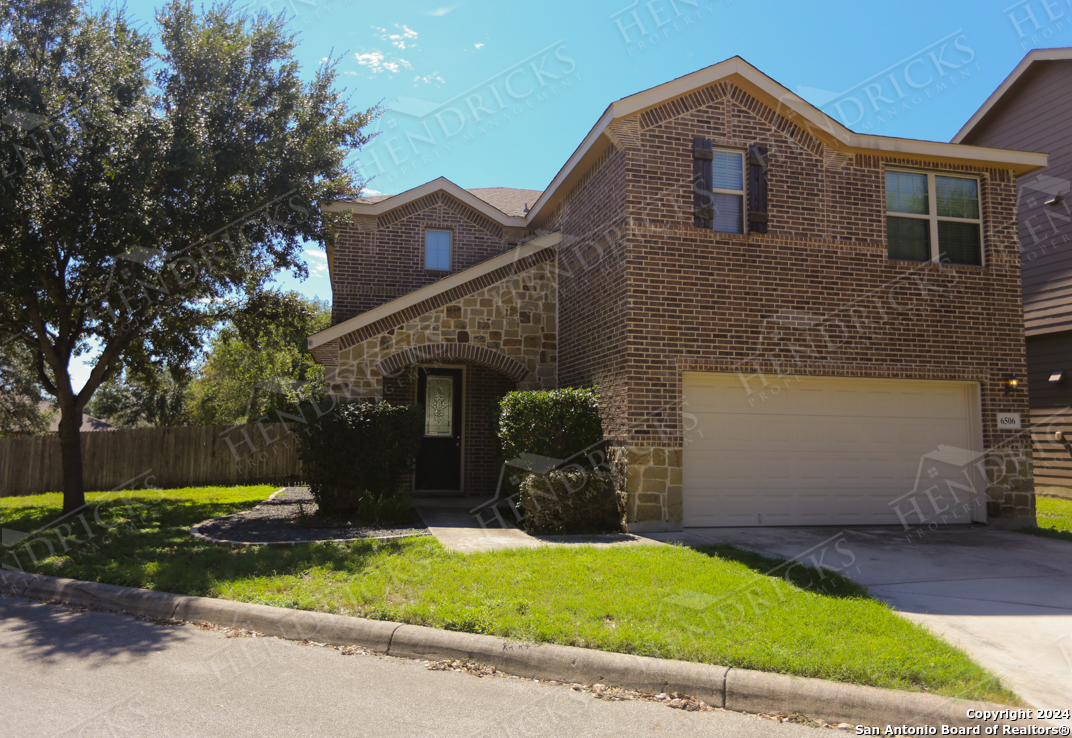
[70,0,1072,389]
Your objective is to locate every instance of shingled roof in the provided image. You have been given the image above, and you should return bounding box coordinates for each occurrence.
[346,186,542,218]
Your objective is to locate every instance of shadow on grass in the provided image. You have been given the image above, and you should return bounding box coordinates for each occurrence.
[2,493,420,599]
[694,543,870,599]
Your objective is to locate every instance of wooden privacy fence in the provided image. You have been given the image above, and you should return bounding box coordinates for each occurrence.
[0,423,301,496]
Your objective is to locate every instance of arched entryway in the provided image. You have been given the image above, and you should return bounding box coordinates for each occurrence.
[377,346,526,497]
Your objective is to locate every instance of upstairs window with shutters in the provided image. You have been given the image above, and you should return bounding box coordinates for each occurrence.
[693,140,767,234]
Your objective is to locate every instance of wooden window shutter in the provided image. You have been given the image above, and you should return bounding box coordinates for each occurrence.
[748,145,769,234]
[692,138,714,228]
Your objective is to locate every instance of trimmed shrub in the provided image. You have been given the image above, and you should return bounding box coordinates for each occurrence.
[294,401,422,514]
[496,388,602,463]
[521,468,625,535]
[495,388,621,534]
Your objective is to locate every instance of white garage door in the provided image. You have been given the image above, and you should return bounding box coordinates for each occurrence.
[682,373,982,527]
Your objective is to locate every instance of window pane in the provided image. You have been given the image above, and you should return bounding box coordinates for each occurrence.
[711,150,743,191]
[887,216,930,261]
[424,376,453,436]
[886,171,928,215]
[712,193,742,234]
[425,230,451,270]
[938,221,981,265]
[935,176,979,219]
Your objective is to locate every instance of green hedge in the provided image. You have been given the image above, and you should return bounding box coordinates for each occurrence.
[495,388,621,533]
[496,388,602,463]
[294,401,422,513]
[521,468,624,535]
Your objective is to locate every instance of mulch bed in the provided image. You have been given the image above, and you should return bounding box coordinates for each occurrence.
[192,487,429,545]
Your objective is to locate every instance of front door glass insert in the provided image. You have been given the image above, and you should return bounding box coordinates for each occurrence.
[425,376,454,437]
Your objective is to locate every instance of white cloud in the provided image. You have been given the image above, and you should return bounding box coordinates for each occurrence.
[355,25,417,75]
[304,248,328,278]
[372,24,418,50]
[354,50,412,74]
[388,24,417,50]
[425,6,455,16]
[363,188,382,196]
[414,72,445,86]
[474,43,484,49]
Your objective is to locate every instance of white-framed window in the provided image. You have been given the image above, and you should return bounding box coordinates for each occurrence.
[425,229,452,271]
[711,148,745,234]
[885,170,982,266]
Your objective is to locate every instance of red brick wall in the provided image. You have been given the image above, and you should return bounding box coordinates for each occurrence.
[530,79,1030,521]
[329,191,526,324]
[463,364,516,496]
[541,144,630,441]
[617,83,1028,444]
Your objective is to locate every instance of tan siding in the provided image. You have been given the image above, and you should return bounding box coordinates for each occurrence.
[960,60,1072,334]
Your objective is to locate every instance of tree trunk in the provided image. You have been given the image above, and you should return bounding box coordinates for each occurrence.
[57,396,86,514]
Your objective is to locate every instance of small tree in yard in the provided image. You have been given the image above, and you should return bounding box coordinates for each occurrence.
[294,402,423,517]
[0,0,378,512]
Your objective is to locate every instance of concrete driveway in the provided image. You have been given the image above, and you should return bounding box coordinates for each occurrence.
[651,525,1072,711]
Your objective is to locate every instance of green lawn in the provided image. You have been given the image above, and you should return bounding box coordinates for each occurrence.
[0,486,1016,704]
[1027,495,1072,541]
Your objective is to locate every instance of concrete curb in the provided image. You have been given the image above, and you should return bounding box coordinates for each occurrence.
[0,569,1031,728]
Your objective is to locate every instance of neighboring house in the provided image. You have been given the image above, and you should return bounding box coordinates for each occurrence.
[309,57,1046,531]
[953,47,1072,490]
[38,402,115,433]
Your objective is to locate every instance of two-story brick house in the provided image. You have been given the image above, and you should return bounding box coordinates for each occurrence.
[309,57,1046,531]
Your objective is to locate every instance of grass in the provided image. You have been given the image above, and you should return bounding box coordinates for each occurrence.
[0,486,1017,704]
[1024,495,1072,542]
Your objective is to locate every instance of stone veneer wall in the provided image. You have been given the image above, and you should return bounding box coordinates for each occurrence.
[326,260,558,400]
[608,446,683,532]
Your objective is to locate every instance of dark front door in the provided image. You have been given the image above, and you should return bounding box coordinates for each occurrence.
[415,368,463,492]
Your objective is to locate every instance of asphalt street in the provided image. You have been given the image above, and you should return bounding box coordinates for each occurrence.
[0,596,820,737]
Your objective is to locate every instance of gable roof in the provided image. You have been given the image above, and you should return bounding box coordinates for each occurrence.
[328,57,1048,229]
[324,177,531,227]
[952,47,1072,144]
[466,188,542,217]
[336,185,541,219]
[307,230,562,351]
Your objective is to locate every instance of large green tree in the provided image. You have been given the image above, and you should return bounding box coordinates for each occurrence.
[86,365,192,428]
[0,0,376,512]
[0,338,54,436]
[188,290,329,425]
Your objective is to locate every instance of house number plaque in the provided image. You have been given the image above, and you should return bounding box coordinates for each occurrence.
[996,412,1021,430]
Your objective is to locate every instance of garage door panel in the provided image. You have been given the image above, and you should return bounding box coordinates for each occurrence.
[762,459,794,480]
[682,374,979,527]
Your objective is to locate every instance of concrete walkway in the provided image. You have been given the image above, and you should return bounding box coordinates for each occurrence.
[413,499,660,553]
[414,498,544,553]
[649,526,1072,714]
